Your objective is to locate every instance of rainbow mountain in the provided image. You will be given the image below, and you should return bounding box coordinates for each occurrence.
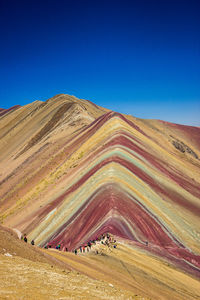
[0,94,200,298]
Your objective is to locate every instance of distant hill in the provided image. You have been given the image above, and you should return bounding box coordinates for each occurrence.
[0,105,21,117]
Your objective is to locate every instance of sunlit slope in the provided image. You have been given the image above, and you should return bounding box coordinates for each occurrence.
[0,94,200,286]
[0,94,107,215]
[42,240,200,300]
[0,226,139,300]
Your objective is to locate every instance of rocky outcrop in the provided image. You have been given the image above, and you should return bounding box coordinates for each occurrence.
[172,137,198,159]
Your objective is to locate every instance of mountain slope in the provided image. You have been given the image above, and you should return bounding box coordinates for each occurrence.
[0,94,200,299]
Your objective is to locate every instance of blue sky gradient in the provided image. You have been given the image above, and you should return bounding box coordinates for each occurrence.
[0,0,199,125]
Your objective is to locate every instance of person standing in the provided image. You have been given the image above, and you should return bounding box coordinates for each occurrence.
[24,234,27,243]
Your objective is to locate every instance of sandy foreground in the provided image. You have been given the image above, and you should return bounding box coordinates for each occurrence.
[0,226,149,300]
[0,254,143,300]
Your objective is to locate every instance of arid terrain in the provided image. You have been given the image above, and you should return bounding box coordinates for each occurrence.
[0,94,200,299]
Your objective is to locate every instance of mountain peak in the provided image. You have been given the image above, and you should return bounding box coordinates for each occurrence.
[0,95,200,298]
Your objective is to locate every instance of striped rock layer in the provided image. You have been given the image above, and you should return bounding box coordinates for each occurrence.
[0,94,200,279]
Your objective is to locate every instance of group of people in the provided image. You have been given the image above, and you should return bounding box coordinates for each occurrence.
[21,232,118,255]
[72,233,117,255]
[21,234,34,246]
[21,232,149,253]
[44,232,117,255]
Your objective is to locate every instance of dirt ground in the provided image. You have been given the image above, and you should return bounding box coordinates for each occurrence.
[0,254,142,300]
[0,225,70,269]
[0,226,146,300]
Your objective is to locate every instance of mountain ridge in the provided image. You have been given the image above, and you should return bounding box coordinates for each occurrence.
[0,94,200,299]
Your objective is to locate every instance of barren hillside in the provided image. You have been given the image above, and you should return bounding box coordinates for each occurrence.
[0,94,200,299]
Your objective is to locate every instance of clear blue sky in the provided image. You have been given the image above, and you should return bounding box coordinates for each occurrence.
[0,0,199,126]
